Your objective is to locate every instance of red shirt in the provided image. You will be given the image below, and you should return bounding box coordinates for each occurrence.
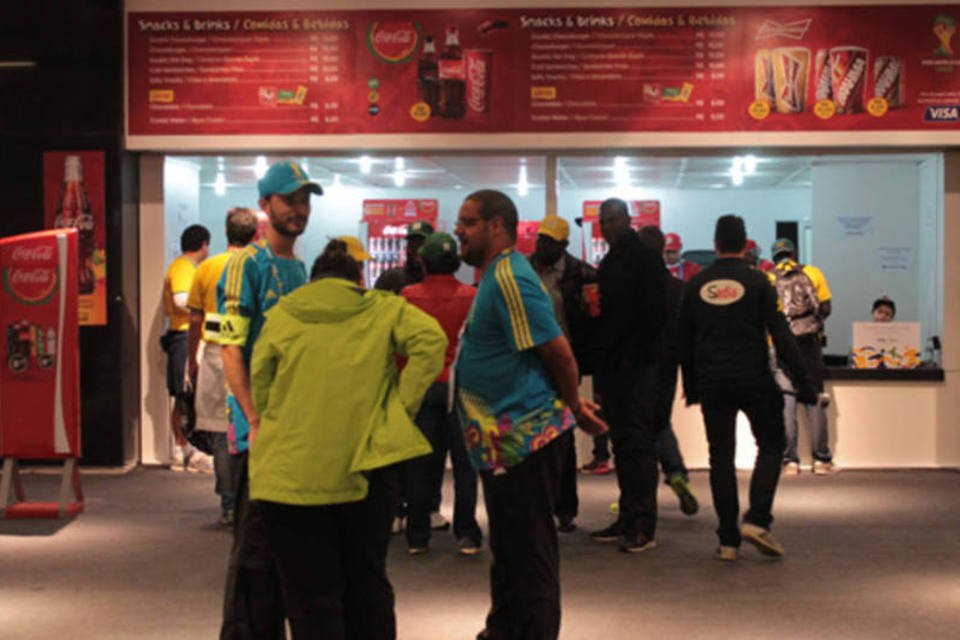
[667,260,701,282]
[401,275,476,383]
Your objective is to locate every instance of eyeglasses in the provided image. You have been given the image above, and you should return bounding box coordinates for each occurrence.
[455,216,484,228]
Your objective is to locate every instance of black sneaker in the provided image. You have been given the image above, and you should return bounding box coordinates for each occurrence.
[667,474,699,516]
[557,516,576,533]
[619,533,657,554]
[590,522,623,542]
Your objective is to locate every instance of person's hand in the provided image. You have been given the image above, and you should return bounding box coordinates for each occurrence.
[572,397,608,435]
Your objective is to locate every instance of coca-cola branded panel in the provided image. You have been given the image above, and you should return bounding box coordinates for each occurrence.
[582,200,661,264]
[362,199,439,285]
[0,230,81,459]
[43,151,107,326]
[127,7,960,138]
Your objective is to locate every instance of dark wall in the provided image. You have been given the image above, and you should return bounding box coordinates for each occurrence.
[0,1,139,466]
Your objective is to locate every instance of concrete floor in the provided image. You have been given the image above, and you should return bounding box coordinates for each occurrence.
[1,467,958,639]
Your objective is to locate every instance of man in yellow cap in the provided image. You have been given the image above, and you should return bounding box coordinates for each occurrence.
[529,214,599,533]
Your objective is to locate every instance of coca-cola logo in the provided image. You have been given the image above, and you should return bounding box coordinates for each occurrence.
[10,245,54,263]
[467,57,487,111]
[3,266,59,306]
[366,21,421,64]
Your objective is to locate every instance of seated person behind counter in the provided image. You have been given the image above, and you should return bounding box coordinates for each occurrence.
[872,296,896,322]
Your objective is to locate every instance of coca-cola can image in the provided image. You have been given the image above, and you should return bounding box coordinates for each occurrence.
[772,47,810,113]
[464,49,492,114]
[829,46,869,114]
[874,55,905,109]
[754,49,774,103]
[813,49,832,102]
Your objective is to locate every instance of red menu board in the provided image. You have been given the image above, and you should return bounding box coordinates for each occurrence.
[0,230,81,459]
[128,6,960,137]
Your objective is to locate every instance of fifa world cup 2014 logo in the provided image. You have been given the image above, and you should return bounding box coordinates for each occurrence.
[933,13,956,57]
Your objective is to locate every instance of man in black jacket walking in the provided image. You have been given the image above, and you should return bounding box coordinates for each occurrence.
[679,215,815,561]
[591,198,667,553]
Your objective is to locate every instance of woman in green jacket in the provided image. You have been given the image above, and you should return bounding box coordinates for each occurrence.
[249,238,447,639]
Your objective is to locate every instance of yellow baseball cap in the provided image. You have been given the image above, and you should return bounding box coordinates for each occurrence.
[538,215,570,242]
[336,236,372,262]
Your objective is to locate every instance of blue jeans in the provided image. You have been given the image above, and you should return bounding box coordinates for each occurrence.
[782,394,832,463]
[211,432,237,515]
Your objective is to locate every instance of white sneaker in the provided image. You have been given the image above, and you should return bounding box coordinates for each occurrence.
[715,545,738,562]
[741,523,785,557]
[782,461,800,475]
[813,460,838,475]
[169,446,186,472]
[186,451,214,474]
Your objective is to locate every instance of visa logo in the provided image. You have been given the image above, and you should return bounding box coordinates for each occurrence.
[924,106,960,121]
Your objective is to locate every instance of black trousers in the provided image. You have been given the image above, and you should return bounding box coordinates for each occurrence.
[553,430,579,523]
[221,451,285,640]
[596,359,662,538]
[257,467,401,640]
[481,442,563,640]
[700,384,786,547]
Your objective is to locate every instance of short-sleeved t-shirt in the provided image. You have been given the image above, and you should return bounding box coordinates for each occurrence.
[455,249,573,471]
[187,251,233,343]
[163,255,196,332]
[217,241,307,453]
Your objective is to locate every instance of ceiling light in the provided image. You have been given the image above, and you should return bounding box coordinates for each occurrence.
[743,154,758,174]
[253,155,268,179]
[359,155,372,175]
[731,168,744,186]
[732,156,744,173]
[613,156,630,189]
[394,171,406,188]
[518,164,529,197]
[332,173,341,188]
[214,171,226,197]
[394,156,405,171]
[301,158,311,175]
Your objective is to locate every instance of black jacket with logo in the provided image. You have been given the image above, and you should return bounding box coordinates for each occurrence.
[678,257,813,402]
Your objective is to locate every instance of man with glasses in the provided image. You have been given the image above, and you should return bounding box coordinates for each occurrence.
[218,160,322,639]
[453,190,607,640]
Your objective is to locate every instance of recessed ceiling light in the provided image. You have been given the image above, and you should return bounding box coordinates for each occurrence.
[359,155,372,175]
[253,156,268,179]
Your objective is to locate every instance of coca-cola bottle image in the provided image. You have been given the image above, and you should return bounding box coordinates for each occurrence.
[438,25,465,119]
[418,35,440,115]
[54,155,96,294]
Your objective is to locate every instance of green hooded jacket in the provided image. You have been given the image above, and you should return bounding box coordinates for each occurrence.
[249,277,447,505]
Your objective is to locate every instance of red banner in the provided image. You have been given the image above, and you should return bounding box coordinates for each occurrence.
[43,151,107,326]
[0,230,81,459]
[128,7,960,137]
[362,198,438,221]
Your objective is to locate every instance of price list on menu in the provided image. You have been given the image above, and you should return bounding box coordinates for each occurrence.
[523,13,740,131]
[129,15,354,135]
[128,7,960,140]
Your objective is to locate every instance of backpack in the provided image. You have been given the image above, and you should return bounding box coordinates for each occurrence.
[773,263,821,336]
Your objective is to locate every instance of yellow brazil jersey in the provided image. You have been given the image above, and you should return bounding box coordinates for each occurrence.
[163,255,196,332]
[187,251,234,342]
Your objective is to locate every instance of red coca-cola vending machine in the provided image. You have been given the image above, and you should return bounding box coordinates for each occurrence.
[580,200,662,266]
[0,229,83,519]
[362,199,439,286]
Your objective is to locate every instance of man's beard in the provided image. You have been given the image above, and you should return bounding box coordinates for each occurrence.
[270,216,306,238]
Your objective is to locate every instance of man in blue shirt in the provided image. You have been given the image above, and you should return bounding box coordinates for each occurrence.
[454,189,606,640]
[217,160,321,640]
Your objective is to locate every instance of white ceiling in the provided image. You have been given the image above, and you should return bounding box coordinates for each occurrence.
[185,153,820,192]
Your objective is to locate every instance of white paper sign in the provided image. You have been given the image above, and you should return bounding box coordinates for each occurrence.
[836,216,875,240]
[877,246,913,272]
